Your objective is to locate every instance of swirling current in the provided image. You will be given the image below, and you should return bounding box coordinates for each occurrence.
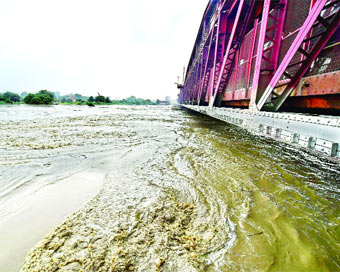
[0,105,339,272]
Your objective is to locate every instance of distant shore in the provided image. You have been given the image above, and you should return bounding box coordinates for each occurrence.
[0,91,171,106]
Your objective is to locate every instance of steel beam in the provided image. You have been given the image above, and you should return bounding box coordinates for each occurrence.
[245,18,258,98]
[256,0,329,110]
[209,0,245,108]
[249,0,271,109]
[249,0,287,109]
[271,11,340,111]
[207,3,223,104]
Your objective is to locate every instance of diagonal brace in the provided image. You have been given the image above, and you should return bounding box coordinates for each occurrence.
[256,0,329,110]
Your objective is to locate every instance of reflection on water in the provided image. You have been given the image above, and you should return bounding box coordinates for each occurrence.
[0,105,339,271]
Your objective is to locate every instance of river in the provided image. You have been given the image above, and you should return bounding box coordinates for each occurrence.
[0,105,339,271]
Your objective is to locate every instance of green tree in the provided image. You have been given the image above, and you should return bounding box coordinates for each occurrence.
[30,94,51,104]
[74,93,88,101]
[38,90,55,101]
[145,99,153,105]
[61,97,73,103]
[23,90,54,105]
[0,95,13,104]
[95,95,105,103]
[105,97,111,103]
[88,96,95,102]
[2,92,20,103]
[107,96,156,106]
[126,96,138,105]
[74,94,82,100]
[23,93,35,104]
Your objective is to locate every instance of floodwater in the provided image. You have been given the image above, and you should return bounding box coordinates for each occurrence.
[0,105,339,272]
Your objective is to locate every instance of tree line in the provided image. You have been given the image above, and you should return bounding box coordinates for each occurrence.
[0,90,162,106]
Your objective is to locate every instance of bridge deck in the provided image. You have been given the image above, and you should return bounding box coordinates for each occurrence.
[183,105,340,159]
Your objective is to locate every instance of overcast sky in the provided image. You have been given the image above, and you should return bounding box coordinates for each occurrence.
[0,0,207,100]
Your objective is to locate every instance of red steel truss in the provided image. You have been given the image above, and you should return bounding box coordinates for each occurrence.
[179,0,340,113]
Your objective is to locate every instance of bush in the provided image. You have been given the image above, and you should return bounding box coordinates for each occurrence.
[87,102,95,107]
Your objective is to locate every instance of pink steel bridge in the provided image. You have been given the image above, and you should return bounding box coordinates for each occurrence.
[179,0,340,158]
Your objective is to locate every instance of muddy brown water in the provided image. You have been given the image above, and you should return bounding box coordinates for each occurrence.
[0,105,339,271]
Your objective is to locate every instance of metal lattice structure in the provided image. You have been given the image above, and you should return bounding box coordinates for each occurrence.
[178,0,340,158]
[179,0,340,113]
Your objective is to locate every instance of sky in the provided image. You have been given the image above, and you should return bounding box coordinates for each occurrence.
[0,0,208,100]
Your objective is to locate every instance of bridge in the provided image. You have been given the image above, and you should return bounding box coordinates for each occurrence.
[178,0,340,159]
